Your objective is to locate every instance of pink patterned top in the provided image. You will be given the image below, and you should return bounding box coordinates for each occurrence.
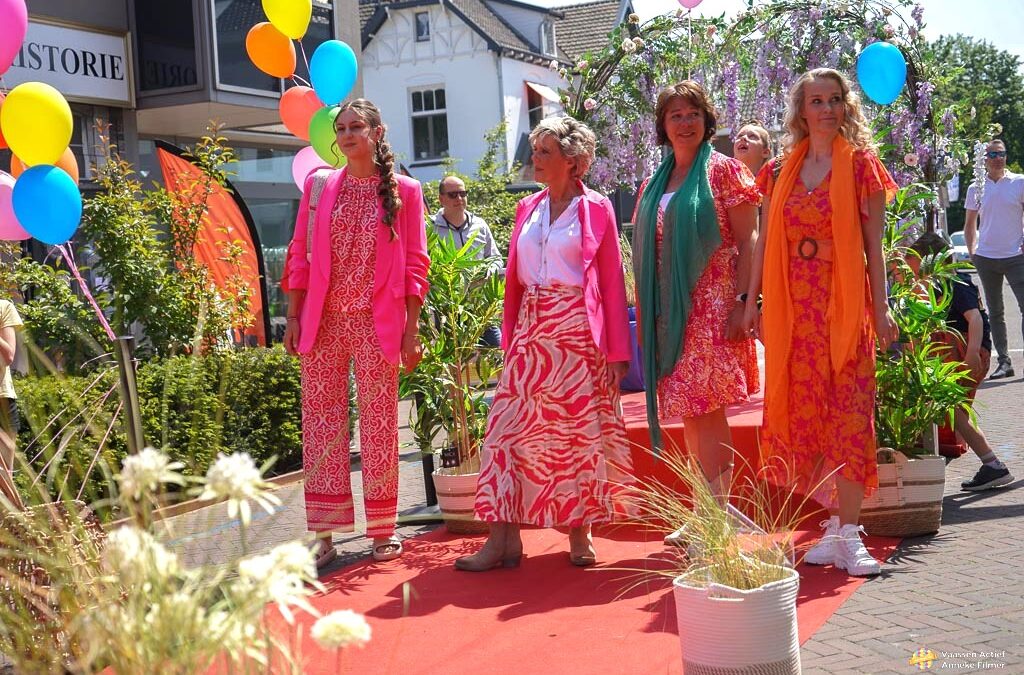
[326,174,380,313]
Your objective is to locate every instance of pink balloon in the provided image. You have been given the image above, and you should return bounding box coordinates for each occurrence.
[677,0,703,8]
[291,146,329,190]
[0,0,28,75]
[0,171,31,241]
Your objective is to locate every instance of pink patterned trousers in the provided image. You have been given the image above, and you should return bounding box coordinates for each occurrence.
[301,310,399,537]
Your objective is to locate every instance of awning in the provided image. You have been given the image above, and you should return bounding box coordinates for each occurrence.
[526,81,560,103]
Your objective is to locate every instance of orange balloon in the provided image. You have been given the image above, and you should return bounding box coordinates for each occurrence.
[11,147,80,184]
[279,86,322,141]
[246,22,296,79]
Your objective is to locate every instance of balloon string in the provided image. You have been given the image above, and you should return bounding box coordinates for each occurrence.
[687,11,692,80]
[298,40,311,77]
[291,75,312,87]
[57,244,117,343]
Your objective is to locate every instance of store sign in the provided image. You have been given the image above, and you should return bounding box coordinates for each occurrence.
[4,19,133,107]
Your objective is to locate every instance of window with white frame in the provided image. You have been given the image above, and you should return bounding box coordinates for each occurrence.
[539,19,556,56]
[415,12,430,41]
[410,87,449,161]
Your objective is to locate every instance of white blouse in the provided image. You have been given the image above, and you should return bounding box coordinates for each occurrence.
[515,195,585,288]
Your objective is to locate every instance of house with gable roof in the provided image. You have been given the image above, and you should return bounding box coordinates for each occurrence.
[358,0,632,183]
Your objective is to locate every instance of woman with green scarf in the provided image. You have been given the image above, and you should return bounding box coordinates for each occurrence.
[632,81,760,506]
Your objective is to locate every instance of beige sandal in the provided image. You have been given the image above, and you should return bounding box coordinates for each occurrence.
[372,537,403,562]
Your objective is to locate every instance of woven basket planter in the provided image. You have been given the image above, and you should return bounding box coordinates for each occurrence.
[673,565,801,674]
[1,500,105,663]
[432,470,489,535]
[860,448,945,538]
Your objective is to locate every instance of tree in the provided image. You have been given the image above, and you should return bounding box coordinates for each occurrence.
[926,35,1024,230]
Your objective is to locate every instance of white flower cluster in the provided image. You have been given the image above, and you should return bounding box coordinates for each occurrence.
[971,141,987,210]
[311,610,372,649]
[621,37,637,54]
[117,447,185,501]
[103,525,180,586]
[199,452,281,524]
[236,541,318,622]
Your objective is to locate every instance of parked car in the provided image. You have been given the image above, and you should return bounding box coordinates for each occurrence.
[950,231,970,262]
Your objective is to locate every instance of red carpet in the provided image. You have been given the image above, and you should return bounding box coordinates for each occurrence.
[280,524,898,674]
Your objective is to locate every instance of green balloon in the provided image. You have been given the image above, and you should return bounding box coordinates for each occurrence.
[308,106,345,167]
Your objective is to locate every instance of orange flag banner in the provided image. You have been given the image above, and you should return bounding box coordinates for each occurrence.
[156,141,270,346]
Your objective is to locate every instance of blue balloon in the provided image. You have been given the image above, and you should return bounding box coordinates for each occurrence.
[856,41,907,105]
[12,165,82,245]
[310,40,358,106]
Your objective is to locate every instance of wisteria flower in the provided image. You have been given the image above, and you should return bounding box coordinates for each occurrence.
[199,452,281,525]
[117,447,185,501]
[312,610,372,649]
[621,37,637,54]
[904,153,919,167]
[632,37,645,50]
[103,526,180,586]
[583,98,598,111]
[882,24,895,38]
[577,60,588,71]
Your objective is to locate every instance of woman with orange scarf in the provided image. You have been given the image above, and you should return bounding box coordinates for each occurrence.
[743,69,897,577]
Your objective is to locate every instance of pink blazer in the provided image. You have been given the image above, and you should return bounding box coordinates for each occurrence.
[283,168,430,363]
[503,183,632,363]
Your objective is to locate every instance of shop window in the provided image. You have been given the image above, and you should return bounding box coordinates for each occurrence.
[410,87,449,162]
[135,0,199,91]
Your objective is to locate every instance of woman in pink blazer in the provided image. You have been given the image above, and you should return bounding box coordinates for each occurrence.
[283,99,429,567]
[456,116,634,572]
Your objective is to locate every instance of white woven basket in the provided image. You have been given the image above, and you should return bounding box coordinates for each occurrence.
[432,470,489,534]
[861,448,945,537]
[673,565,801,674]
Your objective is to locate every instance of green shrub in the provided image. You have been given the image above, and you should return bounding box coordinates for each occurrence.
[13,346,303,503]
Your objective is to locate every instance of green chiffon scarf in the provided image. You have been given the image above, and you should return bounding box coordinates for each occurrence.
[632,141,721,452]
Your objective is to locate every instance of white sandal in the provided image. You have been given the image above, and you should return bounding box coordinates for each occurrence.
[372,537,403,562]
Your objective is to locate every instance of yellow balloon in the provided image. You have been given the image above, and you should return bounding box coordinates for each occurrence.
[262,0,312,40]
[0,82,72,167]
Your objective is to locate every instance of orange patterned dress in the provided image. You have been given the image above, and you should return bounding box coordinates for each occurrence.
[641,151,761,419]
[756,150,896,508]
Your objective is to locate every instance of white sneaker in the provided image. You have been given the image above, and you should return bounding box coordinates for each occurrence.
[833,524,881,576]
[804,516,840,565]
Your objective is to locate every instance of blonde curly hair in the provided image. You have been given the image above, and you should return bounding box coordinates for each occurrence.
[528,116,597,179]
[781,68,876,156]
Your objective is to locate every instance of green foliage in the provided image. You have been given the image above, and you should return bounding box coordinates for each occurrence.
[423,121,523,255]
[5,125,253,369]
[14,347,302,505]
[399,230,504,473]
[876,187,974,453]
[927,34,1024,230]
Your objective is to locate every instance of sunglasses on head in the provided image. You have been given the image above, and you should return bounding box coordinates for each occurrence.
[986,150,1007,159]
[444,190,468,198]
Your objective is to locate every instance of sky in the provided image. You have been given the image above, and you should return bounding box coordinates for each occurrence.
[533,0,1024,66]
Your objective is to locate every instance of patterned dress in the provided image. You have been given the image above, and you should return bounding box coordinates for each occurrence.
[302,174,400,537]
[641,151,761,419]
[474,198,632,527]
[756,151,896,507]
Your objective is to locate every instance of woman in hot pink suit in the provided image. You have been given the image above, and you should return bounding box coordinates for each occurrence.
[455,117,633,572]
[283,99,429,567]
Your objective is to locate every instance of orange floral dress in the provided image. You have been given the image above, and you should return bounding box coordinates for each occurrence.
[640,151,761,419]
[756,150,896,508]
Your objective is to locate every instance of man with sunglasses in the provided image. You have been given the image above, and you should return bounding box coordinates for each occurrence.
[964,139,1024,379]
[433,175,504,346]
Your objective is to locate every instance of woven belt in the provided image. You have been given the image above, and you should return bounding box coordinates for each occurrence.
[788,237,834,261]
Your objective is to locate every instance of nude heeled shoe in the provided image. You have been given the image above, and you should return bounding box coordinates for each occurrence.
[454,523,523,572]
[568,526,596,567]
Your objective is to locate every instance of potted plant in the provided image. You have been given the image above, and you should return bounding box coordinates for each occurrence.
[400,230,504,534]
[863,208,974,537]
[627,451,803,674]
